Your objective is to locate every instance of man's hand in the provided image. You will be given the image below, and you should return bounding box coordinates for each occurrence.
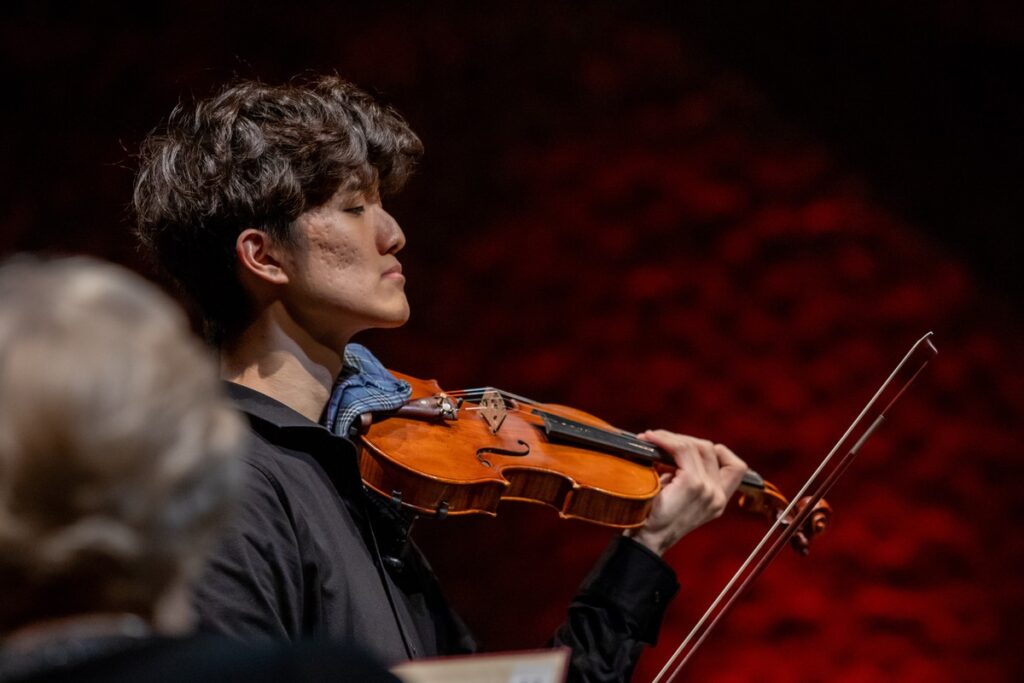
[624,430,747,556]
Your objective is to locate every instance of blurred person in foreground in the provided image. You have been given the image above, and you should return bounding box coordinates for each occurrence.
[132,76,747,683]
[0,256,398,682]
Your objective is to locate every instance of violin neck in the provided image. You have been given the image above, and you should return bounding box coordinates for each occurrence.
[535,408,674,466]
[534,407,765,491]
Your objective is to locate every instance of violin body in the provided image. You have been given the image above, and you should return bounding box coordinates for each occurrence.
[358,371,829,544]
[359,372,663,527]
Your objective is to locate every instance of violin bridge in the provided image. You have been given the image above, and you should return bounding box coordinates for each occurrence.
[479,389,508,434]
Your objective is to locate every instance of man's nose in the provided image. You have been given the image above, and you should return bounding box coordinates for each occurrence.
[377,207,406,255]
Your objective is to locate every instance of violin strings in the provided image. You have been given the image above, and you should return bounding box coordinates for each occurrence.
[440,387,648,444]
[443,387,541,406]
[429,390,757,478]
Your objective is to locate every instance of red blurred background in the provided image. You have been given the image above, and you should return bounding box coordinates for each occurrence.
[2,3,1021,680]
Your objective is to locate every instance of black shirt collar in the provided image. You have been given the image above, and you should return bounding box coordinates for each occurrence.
[223,381,330,432]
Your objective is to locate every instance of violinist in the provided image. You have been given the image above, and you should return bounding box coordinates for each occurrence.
[132,75,748,681]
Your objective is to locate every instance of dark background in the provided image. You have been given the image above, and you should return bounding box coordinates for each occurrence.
[2,2,1021,680]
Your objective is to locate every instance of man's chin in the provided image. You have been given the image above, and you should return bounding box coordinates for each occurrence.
[377,306,411,329]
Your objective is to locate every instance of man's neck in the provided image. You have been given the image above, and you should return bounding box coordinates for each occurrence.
[221,305,347,422]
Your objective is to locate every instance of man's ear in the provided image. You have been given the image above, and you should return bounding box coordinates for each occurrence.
[236,229,290,285]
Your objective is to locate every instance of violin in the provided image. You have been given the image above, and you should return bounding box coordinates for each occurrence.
[354,370,831,554]
[353,333,936,682]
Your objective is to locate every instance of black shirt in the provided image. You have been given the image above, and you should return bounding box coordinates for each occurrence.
[195,383,680,681]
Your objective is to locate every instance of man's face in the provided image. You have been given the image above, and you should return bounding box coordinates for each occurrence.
[278,185,409,348]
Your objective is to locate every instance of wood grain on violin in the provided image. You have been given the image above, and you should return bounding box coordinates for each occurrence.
[355,371,829,549]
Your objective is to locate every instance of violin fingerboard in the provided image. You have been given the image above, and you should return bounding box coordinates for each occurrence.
[535,410,670,465]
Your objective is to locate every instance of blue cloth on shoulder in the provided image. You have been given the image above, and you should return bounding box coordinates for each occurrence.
[323,343,412,437]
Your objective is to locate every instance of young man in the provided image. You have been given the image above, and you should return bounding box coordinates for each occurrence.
[133,76,747,681]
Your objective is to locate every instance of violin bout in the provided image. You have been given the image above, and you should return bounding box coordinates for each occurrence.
[358,373,662,528]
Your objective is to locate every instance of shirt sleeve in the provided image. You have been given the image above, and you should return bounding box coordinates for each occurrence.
[193,461,305,641]
[552,535,680,683]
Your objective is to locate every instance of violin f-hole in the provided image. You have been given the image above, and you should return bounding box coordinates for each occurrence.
[475,440,531,467]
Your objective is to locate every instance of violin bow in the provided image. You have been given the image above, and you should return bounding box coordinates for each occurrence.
[653,332,938,683]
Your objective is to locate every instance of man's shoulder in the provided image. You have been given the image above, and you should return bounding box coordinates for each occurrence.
[222,381,357,465]
[214,413,366,562]
[226,398,361,524]
[234,429,297,494]
[235,420,356,498]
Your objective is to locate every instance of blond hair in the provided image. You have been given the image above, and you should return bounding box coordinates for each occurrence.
[0,256,244,631]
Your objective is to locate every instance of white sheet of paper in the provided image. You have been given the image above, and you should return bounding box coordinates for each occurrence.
[391,648,569,683]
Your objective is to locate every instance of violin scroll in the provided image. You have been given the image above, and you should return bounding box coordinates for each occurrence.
[735,475,832,555]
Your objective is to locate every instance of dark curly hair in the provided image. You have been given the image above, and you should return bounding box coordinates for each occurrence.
[133,76,424,344]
